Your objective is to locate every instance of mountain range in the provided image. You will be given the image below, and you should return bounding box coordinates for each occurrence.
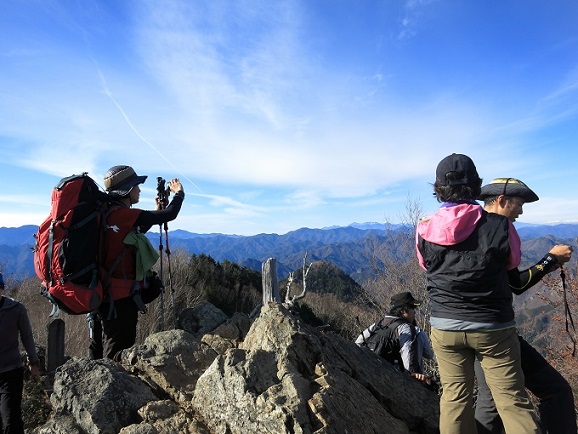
[2,222,577,283]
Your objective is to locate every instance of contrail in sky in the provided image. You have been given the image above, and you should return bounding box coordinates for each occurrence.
[97,68,203,193]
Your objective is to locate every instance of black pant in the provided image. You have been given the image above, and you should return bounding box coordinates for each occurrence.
[0,367,24,434]
[475,335,577,434]
[89,298,139,361]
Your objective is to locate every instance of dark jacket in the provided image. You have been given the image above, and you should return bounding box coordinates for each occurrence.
[416,203,520,324]
[355,315,434,374]
[0,296,38,373]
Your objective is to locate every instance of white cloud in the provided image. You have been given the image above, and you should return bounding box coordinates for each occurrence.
[1,1,577,235]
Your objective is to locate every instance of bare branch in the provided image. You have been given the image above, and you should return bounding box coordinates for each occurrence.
[284,251,314,307]
[284,272,294,305]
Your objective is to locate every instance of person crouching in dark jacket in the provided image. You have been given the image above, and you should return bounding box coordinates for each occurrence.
[356,291,435,386]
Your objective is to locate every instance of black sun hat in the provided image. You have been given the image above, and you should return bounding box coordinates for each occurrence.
[104,165,147,198]
[390,292,421,309]
[478,178,539,203]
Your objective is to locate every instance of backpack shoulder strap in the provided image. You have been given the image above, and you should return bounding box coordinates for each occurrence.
[370,317,417,363]
[366,317,400,351]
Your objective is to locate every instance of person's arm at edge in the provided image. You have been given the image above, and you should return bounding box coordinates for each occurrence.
[355,322,377,346]
[136,190,185,233]
[419,329,435,361]
[398,323,421,374]
[508,244,572,295]
[18,304,40,381]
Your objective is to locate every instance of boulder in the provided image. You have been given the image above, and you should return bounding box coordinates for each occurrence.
[42,358,158,434]
[191,302,439,434]
[35,302,439,434]
[178,303,229,337]
[121,330,217,405]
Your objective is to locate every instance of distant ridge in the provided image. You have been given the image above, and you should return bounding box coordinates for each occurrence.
[322,222,390,231]
[0,225,38,246]
[1,223,577,281]
[516,223,578,240]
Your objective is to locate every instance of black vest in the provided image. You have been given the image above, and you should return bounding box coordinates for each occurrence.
[417,211,514,324]
[364,317,415,370]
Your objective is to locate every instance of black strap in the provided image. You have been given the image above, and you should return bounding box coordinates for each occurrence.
[373,317,406,336]
[501,177,512,196]
[101,248,123,289]
[69,209,97,231]
[131,281,147,314]
[101,251,124,320]
[47,220,55,286]
[379,317,414,371]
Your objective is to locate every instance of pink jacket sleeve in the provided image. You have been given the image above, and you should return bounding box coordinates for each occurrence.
[415,229,427,271]
[507,221,522,270]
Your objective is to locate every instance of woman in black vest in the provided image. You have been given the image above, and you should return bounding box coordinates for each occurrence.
[416,154,540,434]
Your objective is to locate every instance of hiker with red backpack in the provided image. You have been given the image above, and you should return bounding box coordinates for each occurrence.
[355,291,435,387]
[90,165,185,360]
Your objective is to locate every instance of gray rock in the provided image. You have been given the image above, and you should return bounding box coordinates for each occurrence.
[44,358,158,434]
[121,404,210,434]
[121,330,217,405]
[178,303,229,336]
[191,303,439,434]
[37,302,439,434]
[34,414,84,434]
[201,312,252,355]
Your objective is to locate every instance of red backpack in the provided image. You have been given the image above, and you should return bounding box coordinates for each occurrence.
[34,173,109,315]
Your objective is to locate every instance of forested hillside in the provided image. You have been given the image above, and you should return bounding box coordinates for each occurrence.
[7,227,578,430]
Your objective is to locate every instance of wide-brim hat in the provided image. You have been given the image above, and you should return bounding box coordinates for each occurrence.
[435,153,480,186]
[478,178,539,203]
[390,292,421,309]
[104,165,147,198]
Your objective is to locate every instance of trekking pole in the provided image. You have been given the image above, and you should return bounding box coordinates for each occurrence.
[156,177,169,331]
[163,221,178,329]
[157,225,165,331]
[560,266,576,357]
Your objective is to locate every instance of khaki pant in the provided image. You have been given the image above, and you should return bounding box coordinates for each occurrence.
[431,327,541,434]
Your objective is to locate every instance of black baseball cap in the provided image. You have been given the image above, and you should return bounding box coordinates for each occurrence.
[435,153,480,186]
[391,292,421,309]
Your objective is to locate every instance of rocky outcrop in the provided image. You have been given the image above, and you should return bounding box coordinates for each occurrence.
[37,358,158,434]
[35,302,439,434]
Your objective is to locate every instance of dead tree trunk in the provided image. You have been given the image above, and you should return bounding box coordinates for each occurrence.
[262,258,280,303]
[47,318,65,373]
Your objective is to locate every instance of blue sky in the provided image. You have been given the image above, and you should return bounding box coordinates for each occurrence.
[1,1,578,235]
